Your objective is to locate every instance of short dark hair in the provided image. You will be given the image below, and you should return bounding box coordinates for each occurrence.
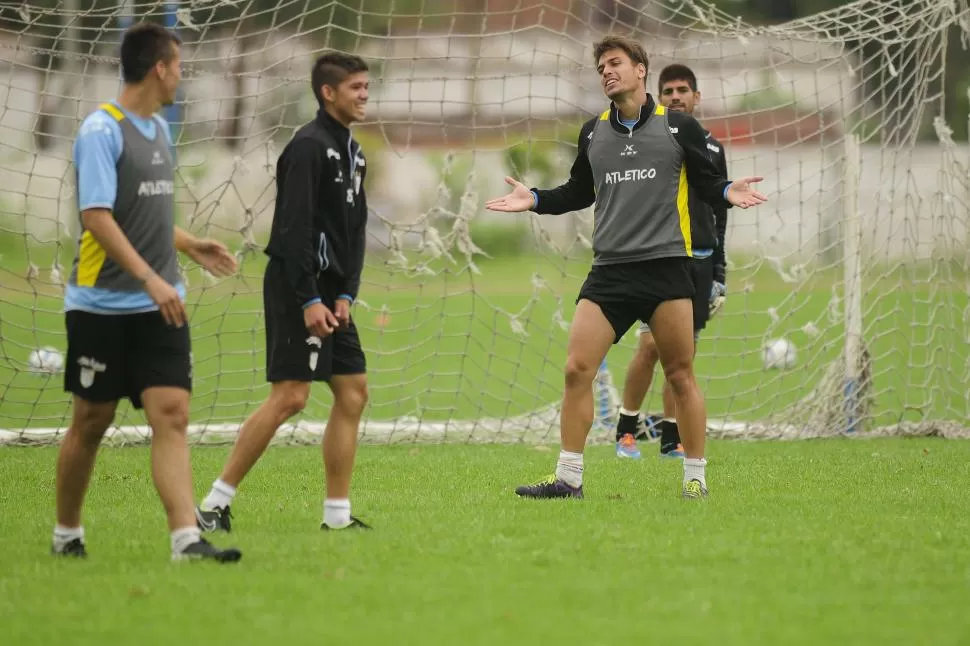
[592,35,649,78]
[311,53,369,107]
[120,21,181,84]
[658,64,698,93]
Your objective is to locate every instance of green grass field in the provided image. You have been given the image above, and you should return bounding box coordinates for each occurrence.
[2,440,970,644]
[0,234,967,434]
[2,236,969,643]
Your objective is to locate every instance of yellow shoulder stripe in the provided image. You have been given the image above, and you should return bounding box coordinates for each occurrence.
[599,109,610,121]
[99,103,125,122]
[655,105,666,115]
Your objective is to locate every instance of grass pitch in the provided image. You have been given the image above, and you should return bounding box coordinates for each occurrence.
[1,440,969,644]
[1,236,968,643]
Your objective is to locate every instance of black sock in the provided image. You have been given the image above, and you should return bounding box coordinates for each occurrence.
[659,419,681,453]
[616,412,639,440]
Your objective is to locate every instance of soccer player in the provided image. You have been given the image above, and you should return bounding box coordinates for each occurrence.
[196,53,371,531]
[615,63,729,460]
[486,36,766,499]
[53,22,241,561]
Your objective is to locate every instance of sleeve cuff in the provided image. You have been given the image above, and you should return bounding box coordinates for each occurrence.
[302,297,321,310]
[337,294,354,303]
[530,190,539,209]
[79,202,115,211]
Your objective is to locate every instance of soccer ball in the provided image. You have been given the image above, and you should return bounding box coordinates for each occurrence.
[762,338,796,370]
[28,346,64,374]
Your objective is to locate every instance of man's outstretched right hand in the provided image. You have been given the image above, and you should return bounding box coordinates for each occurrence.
[485,177,535,212]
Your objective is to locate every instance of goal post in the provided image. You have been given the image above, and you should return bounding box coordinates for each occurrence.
[1,0,969,446]
[841,134,865,435]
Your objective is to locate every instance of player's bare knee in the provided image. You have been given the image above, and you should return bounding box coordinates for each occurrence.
[564,355,597,388]
[332,376,368,415]
[71,401,114,442]
[346,381,369,414]
[152,399,190,433]
[664,365,695,398]
[338,388,368,417]
[272,382,310,419]
[279,392,308,419]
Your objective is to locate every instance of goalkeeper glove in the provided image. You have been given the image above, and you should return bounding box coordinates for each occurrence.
[709,281,726,318]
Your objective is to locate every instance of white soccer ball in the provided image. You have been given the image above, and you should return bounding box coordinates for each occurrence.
[28,346,64,374]
[762,338,796,370]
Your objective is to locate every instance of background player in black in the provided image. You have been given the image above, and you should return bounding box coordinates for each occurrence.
[198,53,372,531]
[615,64,731,459]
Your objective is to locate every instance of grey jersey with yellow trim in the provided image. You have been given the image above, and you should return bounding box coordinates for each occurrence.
[69,103,180,291]
[586,104,693,265]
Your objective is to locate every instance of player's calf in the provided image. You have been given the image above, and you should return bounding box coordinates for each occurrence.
[51,399,116,558]
[663,367,709,493]
[322,374,368,528]
[517,298,612,498]
[55,399,115,525]
[199,382,311,528]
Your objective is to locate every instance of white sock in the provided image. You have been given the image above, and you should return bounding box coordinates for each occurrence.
[171,526,201,555]
[684,457,707,488]
[323,499,351,528]
[619,407,640,417]
[555,450,584,488]
[202,479,236,510]
[52,524,84,551]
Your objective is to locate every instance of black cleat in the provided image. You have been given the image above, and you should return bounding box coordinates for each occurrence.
[514,474,584,499]
[196,505,232,533]
[52,538,87,558]
[174,537,242,563]
[321,516,372,530]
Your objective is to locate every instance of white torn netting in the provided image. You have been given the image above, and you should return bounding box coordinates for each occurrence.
[0,0,968,445]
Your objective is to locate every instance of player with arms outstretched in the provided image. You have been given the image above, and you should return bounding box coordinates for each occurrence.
[53,22,241,561]
[615,63,730,460]
[196,53,372,532]
[486,37,766,499]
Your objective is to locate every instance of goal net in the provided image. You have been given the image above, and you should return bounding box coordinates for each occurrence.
[1,0,968,445]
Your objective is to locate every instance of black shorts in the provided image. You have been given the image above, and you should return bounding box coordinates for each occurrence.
[264,257,366,383]
[639,255,714,337]
[578,256,694,344]
[64,309,192,409]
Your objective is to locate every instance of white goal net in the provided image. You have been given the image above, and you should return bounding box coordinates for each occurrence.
[1,0,968,445]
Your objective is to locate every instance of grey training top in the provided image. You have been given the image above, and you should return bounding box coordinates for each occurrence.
[586,103,694,265]
[69,103,179,292]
